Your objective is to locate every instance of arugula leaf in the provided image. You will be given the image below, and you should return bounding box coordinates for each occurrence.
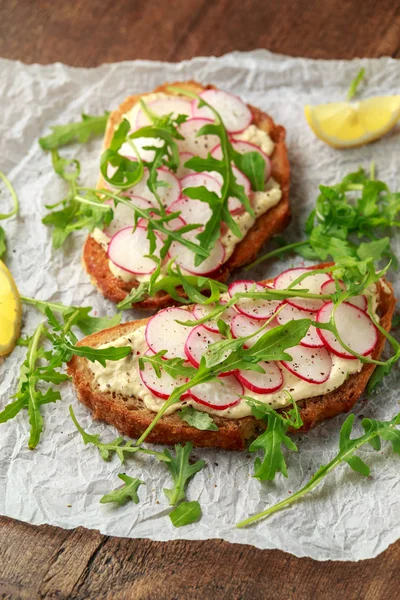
[0,226,6,259]
[0,170,19,257]
[347,67,366,101]
[169,501,202,527]
[162,443,205,506]
[39,113,109,150]
[237,411,400,528]
[179,407,218,431]
[100,474,144,505]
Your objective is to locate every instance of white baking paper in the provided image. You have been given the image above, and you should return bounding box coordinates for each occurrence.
[0,51,399,561]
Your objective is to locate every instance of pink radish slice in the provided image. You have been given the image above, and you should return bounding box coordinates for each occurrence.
[177,152,195,179]
[167,197,212,226]
[228,280,281,320]
[189,375,243,410]
[192,89,252,134]
[169,227,225,275]
[119,137,164,163]
[139,351,189,400]
[230,314,277,348]
[178,118,220,158]
[228,167,251,214]
[107,226,163,275]
[137,215,186,235]
[184,325,230,369]
[104,195,153,237]
[316,301,378,359]
[211,141,271,181]
[320,279,368,311]
[135,96,192,128]
[128,168,181,208]
[237,361,283,394]
[274,268,330,312]
[145,307,195,360]
[281,345,332,384]
[193,301,238,333]
[181,172,222,197]
[276,303,324,349]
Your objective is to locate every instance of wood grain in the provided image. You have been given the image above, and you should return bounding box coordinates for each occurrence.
[1,0,400,598]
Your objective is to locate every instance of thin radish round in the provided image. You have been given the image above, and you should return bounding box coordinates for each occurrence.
[192,89,252,134]
[128,167,181,208]
[104,195,153,237]
[274,268,331,312]
[276,303,324,348]
[184,325,230,368]
[316,301,378,359]
[211,141,271,180]
[193,301,238,333]
[281,345,332,384]
[176,152,195,179]
[189,375,243,410]
[230,314,277,348]
[119,136,164,163]
[145,307,195,360]
[139,351,189,400]
[137,214,186,234]
[237,361,283,394]
[135,96,192,128]
[169,227,225,275]
[228,280,281,320]
[167,197,212,225]
[181,172,222,197]
[320,279,368,311]
[228,167,251,214]
[178,118,220,158]
[107,226,163,275]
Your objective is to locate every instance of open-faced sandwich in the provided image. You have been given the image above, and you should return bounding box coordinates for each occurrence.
[83,81,290,309]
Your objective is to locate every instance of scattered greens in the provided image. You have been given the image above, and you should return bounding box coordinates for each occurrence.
[169,501,202,527]
[100,474,144,506]
[162,442,205,506]
[347,68,366,101]
[0,170,20,259]
[39,113,109,150]
[179,406,218,431]
[0,227,6,259]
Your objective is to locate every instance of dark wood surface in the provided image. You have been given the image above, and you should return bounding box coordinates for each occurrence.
[1,1,400,598]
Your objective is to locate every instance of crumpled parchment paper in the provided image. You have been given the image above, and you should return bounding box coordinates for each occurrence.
[0,51,399,561]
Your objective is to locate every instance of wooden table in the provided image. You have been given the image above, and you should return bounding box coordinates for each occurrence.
[1,1,400,598]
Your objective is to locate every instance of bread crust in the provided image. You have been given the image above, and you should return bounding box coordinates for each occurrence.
[82,81,291,310]
[67,271,396,451]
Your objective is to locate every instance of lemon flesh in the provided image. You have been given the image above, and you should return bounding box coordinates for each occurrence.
[305,96,400,148]
[0,260,22,356]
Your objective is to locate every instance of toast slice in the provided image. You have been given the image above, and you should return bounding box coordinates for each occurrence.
[82,81,291,310]
[67,276,396,451]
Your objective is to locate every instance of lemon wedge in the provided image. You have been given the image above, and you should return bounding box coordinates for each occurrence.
[0,260,22,356]
[305,96,400,148]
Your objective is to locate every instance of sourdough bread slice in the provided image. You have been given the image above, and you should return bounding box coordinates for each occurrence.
[82,81,291,310]
[67,276,396,451]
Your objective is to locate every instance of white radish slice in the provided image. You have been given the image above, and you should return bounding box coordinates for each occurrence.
[192,89,252,134]
[178,118,220,158]
[276,303,324,349]
[193,301,238,333]
[211,141,271,181]
[181,172,222,197]
[230,314,277,348]
[237,361,283,394]
[135,96,192,128]
[177,152,195,179]
[104,195,153,237]
[107,226,163,275]
[274,268,331,312]
[119,137,164,163]
[145,307,195,360]
[189,375,243,410]
[320,279,368,311]
[137,214,186,234]
[184,325,230,369]
[128,168,181,208]
[228,280,281,320]
[167,197,212,226]
[281,345,332,384]
[228,167,251,214]
[169,227,225,275]
[316,301,378,359]
[139,351,189,400]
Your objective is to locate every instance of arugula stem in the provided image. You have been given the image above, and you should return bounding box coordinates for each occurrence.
[27,323,45,449]
[0,171,19,220]
[247,241,309,269]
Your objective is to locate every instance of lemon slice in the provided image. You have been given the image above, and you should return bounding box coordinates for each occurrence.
[0,260,22,356]
[305,96,400,148]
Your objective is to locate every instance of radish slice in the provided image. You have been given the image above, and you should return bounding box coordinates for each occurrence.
[274,268,331,312]
[320,279,368,311]
[167,197,212,225]
[276,304,324,349]
[107,226,163,275]
[211,141,271,180]
[139,351,189,400]
[281,345,332,384]
[178,118,220,158]
[104,195,153,237]
[192,89,252,134]
[128,168,181,208]
[316,301,378,359]
[145,307,195,360]
[137,214,186,234]
[135,96,192,128]
[237,361,283,394]
[177,152,195,179]
[184,325,229,368]
[230,314,277,348]
[228,167,251,213]
[189,375,243,410]
[119,136,164,163]
[193,301,237,333]
[169,227,225,275]
[228,280,281,320]
[181,172,222,197]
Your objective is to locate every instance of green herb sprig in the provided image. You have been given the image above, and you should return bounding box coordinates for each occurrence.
[39,113,109,150]
[0,170,20,259]
[100,474,144,506]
